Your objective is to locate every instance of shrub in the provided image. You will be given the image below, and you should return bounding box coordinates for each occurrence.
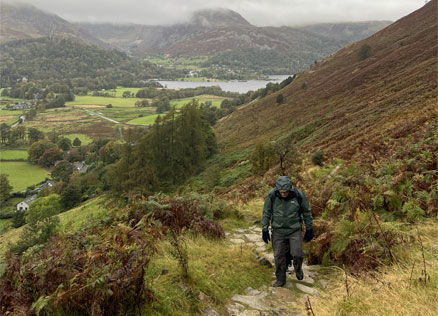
[402,201,425,222]
[358,44,372,60]
[249,139,276,176]
[312,150,325,166]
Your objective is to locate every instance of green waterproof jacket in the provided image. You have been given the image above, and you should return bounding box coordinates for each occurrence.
[261,176,313,237]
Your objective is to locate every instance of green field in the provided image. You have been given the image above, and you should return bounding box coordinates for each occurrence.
[126,114,160,126]
[99,107,155,123]
[0,107,20,124]
[0,109,21,116]
[114,87,143,98]
[0,150,28,160]
[0,162,49,191]
[64,133,93,146]
[171,95,225,109]
[0,95,24,103]
[67,96,136,107]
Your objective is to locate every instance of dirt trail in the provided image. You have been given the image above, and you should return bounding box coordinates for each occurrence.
[204,223,330,316]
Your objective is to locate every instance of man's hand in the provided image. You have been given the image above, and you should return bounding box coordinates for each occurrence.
[262,229,270,244]
[304,229,314,242]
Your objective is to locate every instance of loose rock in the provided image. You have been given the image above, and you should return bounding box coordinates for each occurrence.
[257,256,273,268]
[244,234,260,242]
[230,239,245,244]
[226,303,245,316]
[231,294,270,310]
[295,284,320,296]
[204,307,222,316]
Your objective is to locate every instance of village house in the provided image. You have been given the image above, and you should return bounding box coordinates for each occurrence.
[16,194,37,211]
[74,161,88,174]
[39,180,55,190]
[7,102,36,111]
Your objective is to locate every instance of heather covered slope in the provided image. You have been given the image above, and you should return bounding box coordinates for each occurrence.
[215,0,437,162]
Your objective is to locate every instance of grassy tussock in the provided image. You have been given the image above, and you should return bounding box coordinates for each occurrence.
[311,221,438,316]
[145,236,272,316]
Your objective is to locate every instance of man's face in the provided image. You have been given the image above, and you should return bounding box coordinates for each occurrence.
[279,190,289,198]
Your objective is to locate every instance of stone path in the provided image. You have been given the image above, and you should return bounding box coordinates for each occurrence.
[205,225,329,316]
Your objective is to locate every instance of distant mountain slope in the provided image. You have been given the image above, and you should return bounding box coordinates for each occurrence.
[0,3,105,46]
[78,8,390,73]
[298,21,392,43]
[214,0,437,161]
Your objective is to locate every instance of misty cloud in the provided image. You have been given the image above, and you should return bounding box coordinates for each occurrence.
[4,0,425,26]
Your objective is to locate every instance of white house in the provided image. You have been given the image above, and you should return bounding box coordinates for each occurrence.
[16,194,37,211]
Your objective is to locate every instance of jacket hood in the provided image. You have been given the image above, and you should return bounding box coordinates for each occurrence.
[275,176,292,191]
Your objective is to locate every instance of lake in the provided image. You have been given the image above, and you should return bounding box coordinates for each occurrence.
[158,75,291,94]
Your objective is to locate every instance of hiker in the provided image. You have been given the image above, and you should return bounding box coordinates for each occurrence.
[261,176,314,287]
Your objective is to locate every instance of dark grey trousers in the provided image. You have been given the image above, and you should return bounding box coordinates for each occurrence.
[272,231,304,283]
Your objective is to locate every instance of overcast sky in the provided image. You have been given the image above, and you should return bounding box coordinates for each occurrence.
[5,0,426,26]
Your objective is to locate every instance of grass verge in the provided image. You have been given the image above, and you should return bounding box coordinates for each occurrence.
[310,220,438,316]
[144,235,272,316]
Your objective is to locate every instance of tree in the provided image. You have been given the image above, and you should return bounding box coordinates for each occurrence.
[57,137,72,151]
[26,194,62,224]
[28,127,44,144]
[0,123,10,144]
[135,99,150,107]
[16,126,26,139]
[0,174,13,202]
[10,194,62,254]
[27,140,55,164]
[276,94,284,104]
[122,91,132,98]
[38,146,63,167]
[272,133,302,176]
[73,137,82,147]
[51,160,74,182]
[60,184,82,210]
[48,131,60,144]
[250,140,276,176]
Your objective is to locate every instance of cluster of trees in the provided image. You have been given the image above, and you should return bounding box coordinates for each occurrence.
[0,37,186,92]
[110,100,217,194]
[0,124,26,145]
[202,49,299,76]
[1,81,73,107]
[135,85,240,100]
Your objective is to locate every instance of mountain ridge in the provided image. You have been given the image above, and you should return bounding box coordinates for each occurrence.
[0,3,105,46]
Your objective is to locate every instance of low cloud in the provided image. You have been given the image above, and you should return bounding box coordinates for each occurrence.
[4,0,425,26]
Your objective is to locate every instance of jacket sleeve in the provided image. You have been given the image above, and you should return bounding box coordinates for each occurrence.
[298,189,313,231]
[261,194,272,231]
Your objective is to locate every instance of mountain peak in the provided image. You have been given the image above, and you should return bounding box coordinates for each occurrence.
[189,8,251,27]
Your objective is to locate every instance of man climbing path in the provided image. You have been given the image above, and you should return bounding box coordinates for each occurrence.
[261,176,314,287]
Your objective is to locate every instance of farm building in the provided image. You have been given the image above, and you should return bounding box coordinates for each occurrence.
[16,194,37,211]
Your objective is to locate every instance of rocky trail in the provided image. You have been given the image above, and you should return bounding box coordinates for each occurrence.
[205,224,330,316]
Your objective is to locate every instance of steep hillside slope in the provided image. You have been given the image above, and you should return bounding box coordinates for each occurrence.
[215,0,437,162]
[298,21,392,43]
[0,3,104,46]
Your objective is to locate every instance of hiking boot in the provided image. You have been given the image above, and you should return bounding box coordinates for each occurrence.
[295,269,304,280]
[273,280,286,287]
